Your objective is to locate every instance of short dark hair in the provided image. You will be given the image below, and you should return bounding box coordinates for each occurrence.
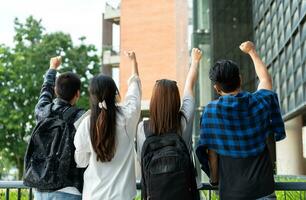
[55,72,81,102]
[209,60,241,93]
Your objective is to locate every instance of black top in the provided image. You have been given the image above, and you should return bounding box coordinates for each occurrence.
[33,69,85,192]
[219,147,274,200]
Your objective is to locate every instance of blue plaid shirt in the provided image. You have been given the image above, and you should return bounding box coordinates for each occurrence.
[198,89,286,158]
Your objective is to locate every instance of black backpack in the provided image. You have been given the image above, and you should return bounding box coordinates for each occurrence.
[23,104,83,191]
[141,121,200,200]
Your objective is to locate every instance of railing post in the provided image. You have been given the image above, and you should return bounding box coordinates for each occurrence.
[5,188,9,200]
[17,188,21,200]
[29,188,33,200]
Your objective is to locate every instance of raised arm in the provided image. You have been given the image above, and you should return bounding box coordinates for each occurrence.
[183,48,202,97]
[240,41,272,90]
[122,51,142,134]
[124,51,139,76]
[35,56,61,121]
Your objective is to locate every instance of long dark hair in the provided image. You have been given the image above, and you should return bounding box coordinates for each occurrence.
[149,79,181,135]
[89,74,119,162]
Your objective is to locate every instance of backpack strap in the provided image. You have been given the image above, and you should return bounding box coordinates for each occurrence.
[143,120,154,138]
[62,106,82,122]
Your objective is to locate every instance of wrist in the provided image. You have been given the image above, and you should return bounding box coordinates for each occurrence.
[49,66,57,70]
[248,49,257,56]
[192,60,200,64]
[209,179,218,187]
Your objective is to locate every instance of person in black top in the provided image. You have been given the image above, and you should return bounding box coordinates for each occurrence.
[33,56,85,200]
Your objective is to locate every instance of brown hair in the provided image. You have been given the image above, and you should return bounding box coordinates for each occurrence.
[89,75,120,162]
[149,79,181,135]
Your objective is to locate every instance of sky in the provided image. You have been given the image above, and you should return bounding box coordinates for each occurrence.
[0,0,121,53]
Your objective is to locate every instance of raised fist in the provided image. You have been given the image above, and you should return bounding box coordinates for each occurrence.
[192,48,202,63]
[124,50,136,61]
[239,41,255,54]
[50,56,62,70]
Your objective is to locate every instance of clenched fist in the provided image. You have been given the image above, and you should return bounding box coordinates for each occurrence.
[50,56,62,70]
[124,50,136,61]
[192,48,202,63]
[239,41,255,54]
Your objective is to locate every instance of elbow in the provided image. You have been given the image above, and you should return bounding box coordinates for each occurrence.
[267,78,273,88]
[266,75,272,85]
[260,76,273,90]
[75,159,88,168]
[74,152,89,168]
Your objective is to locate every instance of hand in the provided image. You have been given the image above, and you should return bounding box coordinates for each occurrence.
[50,56,62,70]
[124,50,136,62]
[191,48,202,63]
[239,41,255,54]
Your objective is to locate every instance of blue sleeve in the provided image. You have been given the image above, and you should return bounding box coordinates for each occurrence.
[254,89,286,141]
[35,69,57,121]
[195,109,211,177]
[269,92,286,141]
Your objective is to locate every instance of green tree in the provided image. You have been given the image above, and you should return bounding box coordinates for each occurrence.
[0,16,100,179]
[0,152,15,179]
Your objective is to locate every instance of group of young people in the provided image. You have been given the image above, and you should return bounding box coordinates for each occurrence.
[23,41,286,200]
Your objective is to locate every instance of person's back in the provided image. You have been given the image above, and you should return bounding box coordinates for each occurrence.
[24,56,85,200]
[74,51,141,200]
[137,48,202,200]
[74,106,140,200]
[203,90,281,199]
[197,41,286,200]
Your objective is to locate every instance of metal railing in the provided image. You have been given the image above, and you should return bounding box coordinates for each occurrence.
[0,181,33,200]
[1,181,306,200]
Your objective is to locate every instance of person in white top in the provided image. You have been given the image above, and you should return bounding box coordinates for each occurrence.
[74,51,141,200]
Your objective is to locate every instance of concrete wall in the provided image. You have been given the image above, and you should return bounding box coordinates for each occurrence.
[276,115,306,175]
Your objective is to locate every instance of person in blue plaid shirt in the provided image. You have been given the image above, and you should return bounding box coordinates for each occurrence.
[196,41,286,200]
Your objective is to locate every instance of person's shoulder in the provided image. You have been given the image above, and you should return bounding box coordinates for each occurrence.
[252,89,278,102]
[201,100,219,120]
[75,108,86,120]
[253,89,276,97]
[138,120,144,127]
[74,110,90,129]
[205,100,219,110]
[37,102,53,120]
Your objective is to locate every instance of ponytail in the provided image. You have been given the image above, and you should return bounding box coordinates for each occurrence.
[89,75,119,162]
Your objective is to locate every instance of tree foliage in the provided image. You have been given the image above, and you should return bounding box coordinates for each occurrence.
[0,16,100,179]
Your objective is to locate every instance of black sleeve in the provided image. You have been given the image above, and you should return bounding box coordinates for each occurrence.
[34,69,57,121]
